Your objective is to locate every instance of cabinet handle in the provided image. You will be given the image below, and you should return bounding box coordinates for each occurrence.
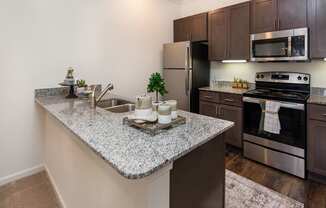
[224,98,234,102]
[322,114,326,117]
[218,106,222,117]
[204,96,213,99]
[274,19,277,30]
[278,19,280,29]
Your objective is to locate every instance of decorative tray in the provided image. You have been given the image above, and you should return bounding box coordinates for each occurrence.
[123,116,186,136]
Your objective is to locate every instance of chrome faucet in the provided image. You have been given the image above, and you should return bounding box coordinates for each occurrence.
[90,83,114,109]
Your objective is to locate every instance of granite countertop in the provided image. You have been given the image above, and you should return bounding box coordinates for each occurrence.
[199,86,251,95]
[35,92,234,180]
[308,95,326,105]
[308,88,326,105]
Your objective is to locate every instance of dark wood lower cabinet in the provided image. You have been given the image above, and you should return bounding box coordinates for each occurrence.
[199,90,243,149]
[308,119,326,176]
[308,104,326,183]
[170,133,225,208]
[199,101,218,117]
[219,105,243,148]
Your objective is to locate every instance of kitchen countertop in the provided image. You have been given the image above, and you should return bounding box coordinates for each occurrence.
[35,92,234,179]
[308,88,326,105]
[199,86,251,95]
[308,95,326,105]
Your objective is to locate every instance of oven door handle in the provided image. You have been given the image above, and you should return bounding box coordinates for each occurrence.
[243,97,305,111]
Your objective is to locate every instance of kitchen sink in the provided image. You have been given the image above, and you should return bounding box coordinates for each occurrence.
[104,104,135,113]
[97,98,135,113]
[97,98,131,109]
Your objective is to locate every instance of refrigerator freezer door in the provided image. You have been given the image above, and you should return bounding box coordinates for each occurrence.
[163,69,191,111]
[163,41,191,69]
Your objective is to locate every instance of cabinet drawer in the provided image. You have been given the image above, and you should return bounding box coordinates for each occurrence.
[220,93,242,107]
[200,91,219,103]
[199,101,218,118]
[308,104,326,122]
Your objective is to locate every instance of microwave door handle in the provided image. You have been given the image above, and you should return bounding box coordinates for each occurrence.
[288,37,292,57]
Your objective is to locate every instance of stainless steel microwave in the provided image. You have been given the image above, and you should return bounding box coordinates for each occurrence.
[250,28,308,62]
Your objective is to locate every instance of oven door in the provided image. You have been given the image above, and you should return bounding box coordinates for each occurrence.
[243,97,306,149]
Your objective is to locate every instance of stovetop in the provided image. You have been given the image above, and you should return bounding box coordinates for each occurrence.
[244,88,310,103]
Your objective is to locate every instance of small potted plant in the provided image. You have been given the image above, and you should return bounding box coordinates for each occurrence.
[76,79,88,96]
[147,72,168,104]
[64,67,75,85]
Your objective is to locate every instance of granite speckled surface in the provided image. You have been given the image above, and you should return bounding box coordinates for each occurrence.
[308,87,326,105]
[35,90,234,179]
[199,86,251,95]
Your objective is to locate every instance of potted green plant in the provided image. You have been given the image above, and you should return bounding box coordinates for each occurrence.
[76,79,88,96]
[147,72,168,103]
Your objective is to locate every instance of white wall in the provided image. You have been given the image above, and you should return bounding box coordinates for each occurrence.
[179,0,326,88]
[0,0,180,180]
[179,0,249,17]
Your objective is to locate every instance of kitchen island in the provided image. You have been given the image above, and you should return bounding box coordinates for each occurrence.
[35,88,234,208]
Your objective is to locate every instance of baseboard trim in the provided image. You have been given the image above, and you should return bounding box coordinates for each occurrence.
[44,165,67,208]
[0,164,44,186]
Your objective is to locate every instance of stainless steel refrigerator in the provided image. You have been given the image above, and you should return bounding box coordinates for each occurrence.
[163,41,210,113]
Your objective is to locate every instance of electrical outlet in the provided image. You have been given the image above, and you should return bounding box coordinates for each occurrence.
[323,89,326,96]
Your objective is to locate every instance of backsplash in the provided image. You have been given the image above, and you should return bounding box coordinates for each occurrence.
[210,60,326,88]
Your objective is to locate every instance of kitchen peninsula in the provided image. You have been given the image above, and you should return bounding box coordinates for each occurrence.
[35,88,234,208]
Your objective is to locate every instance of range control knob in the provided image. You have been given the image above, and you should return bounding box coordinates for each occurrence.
[256,74,260,79]
[304,77,308,81]
[297,76,302,80]
[260,74,265,79]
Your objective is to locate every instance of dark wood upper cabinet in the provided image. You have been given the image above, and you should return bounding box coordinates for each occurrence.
[251,0,278,33]
[219,104,243,148]
[191,13,208,42]
[228,2,250,60]
[308,0,326,58]
[278,0,307,30]
[251,0,307,33]
[174,13,208,42]
[209,2,250,61]
[208,9,228,60]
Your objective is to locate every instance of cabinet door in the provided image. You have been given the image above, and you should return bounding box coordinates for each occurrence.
[308,0,326,58]
[251,0,278,33]
[174,18,192,42]
[191,13,208,42]
[208,9,228,61]
[219,105,243,148]
[308,120,326,176]
[199,101,218,118]
[228,2,250,60]
[278,0,307,30]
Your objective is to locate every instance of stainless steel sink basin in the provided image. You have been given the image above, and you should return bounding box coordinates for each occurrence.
[105,104,135,113]
[97,98,135,113]
[97,98,131,109]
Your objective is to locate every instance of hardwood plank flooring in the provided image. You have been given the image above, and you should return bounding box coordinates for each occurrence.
[226,146,326,208]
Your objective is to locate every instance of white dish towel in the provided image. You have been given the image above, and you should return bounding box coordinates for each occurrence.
[264,100,281,134]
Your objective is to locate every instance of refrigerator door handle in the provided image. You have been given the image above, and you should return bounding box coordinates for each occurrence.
[185,46,191,96]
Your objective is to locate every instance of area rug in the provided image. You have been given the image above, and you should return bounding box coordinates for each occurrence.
[226,170,304,208]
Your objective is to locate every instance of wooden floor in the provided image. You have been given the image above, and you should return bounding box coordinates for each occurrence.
[1,147,326,208]
[226,146,326,208]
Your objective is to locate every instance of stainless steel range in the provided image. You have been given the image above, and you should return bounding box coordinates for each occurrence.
[243,71,311,178]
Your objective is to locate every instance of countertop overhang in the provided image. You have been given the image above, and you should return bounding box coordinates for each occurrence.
[35,91,234,179]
